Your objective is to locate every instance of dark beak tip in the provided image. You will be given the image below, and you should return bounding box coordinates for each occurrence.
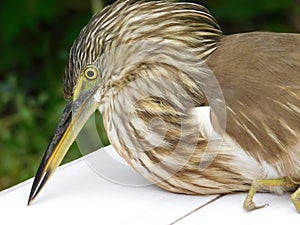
[27,100,74,205]
[27,189,35,206]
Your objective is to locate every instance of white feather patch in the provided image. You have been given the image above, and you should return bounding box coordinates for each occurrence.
[191,106,281,182]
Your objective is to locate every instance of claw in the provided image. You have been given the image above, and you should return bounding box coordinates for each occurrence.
[243,199,269,211]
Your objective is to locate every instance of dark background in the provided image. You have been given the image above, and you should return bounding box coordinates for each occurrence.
[1,0,299,191]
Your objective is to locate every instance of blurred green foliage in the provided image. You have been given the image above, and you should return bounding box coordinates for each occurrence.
[0,0,299,191]
[0,0,93,189]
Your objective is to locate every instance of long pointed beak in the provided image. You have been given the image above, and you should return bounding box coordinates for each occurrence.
[28,87,98,205]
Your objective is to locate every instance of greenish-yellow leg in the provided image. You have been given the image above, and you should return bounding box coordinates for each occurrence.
[243,178,296,211]
[291,187,300,213]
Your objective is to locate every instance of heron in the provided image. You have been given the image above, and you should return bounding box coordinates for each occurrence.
[28,0,300,212]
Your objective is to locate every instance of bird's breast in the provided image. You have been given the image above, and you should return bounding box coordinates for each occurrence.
[101,103,286,194]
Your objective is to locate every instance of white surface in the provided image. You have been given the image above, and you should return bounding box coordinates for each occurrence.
[0,145,299,224]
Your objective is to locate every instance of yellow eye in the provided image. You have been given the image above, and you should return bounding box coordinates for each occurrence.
[84,66,99,80]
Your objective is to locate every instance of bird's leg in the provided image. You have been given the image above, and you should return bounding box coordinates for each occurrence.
[291,186,300,213]
[243,178,295,211]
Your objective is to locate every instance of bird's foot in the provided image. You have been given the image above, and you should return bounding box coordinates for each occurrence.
[243,199,268,211]
[291,187,300,213]
[243,180,268,211]
[243,178,295,212]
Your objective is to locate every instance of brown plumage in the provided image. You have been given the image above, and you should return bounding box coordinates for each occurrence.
[29,0,300,212]
[207,32,300,181]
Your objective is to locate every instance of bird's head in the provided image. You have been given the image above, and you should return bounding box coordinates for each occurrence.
[28,0,222,204]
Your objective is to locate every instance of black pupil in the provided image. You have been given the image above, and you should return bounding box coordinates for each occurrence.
[87,70,95,78]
